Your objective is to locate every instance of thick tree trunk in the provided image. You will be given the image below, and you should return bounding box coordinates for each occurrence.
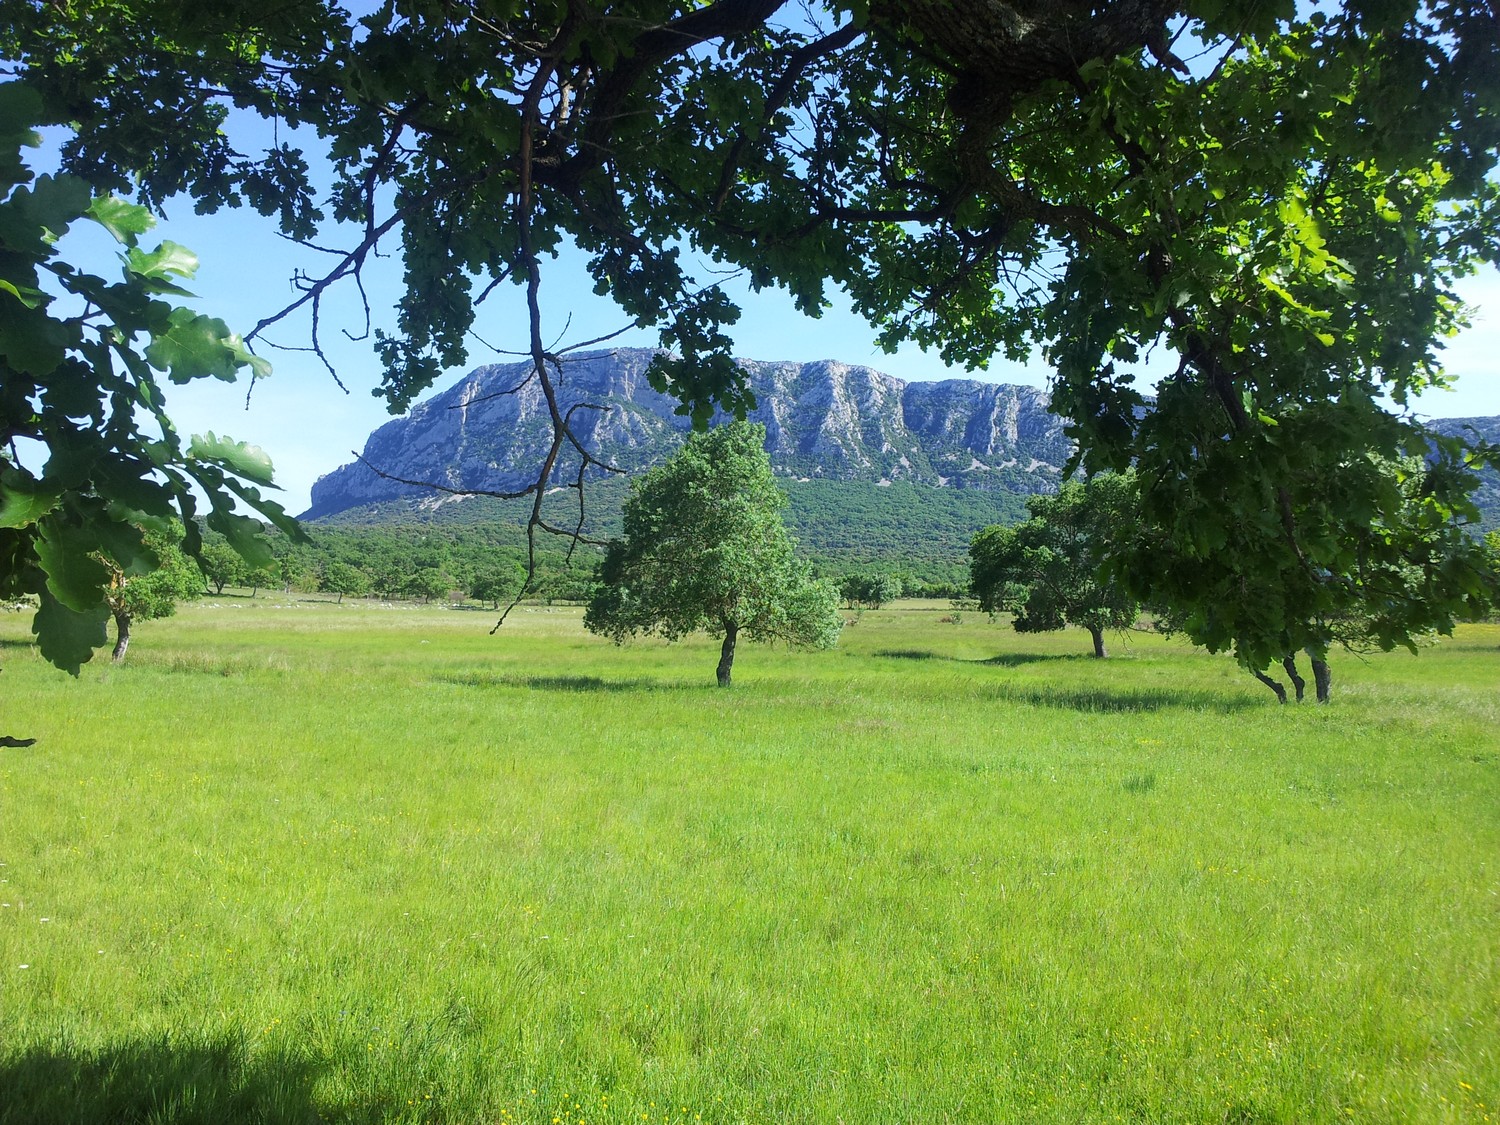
[1281,656,1306,703]
[1089,625,1107,658]
[716,620,739,688]
[1252,669,1288,704]
[111,608,131,663]
[1310,655,1332,703]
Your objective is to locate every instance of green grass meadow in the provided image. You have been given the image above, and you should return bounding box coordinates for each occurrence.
[1,597,1497,1124]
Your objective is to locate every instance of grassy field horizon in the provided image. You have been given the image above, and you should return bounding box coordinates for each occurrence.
[2,597,1497,1123]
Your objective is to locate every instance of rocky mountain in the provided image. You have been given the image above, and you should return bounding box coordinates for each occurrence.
[303,348,1073,519]
[1431,416,1500,532]
[304,348,1500,538]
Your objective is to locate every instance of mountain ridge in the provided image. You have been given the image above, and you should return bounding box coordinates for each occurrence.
[304,347,1499,537]
[303,348,1071,519]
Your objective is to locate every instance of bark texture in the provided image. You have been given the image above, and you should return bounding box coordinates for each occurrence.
[869,0,1177,113]
[111,608,131,663]
[1281,656,1306,702]
[716,619,739,688]
[1310,656,1332,704]
[1252,669,1288,704]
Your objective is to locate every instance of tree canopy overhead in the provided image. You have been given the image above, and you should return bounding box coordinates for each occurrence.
[5,0,1498,667]
[0,82,300,674]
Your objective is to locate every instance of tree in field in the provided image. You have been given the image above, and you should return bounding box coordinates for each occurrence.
[5,4,1497,662]
[103,529,203,662]
[277,554,319,594]
[245,565,278,599]
[408,567,452,604]
[585,422,842,687]
[471,563,526,610]
[840,573,902,610]
[371,563,410,601]
[321,561,370,604]
[971,474,1140,659]
[198,541,247,595]
[1138,454,1499,702]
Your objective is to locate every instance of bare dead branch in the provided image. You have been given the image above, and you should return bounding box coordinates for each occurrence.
[352,451,541,501]
[446,368,539,408]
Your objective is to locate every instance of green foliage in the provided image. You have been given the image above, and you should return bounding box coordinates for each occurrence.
[407,566,452,604]
[0,81,296,673]
[1124,449,1498,672]
[971,473,1141,657]
[840,571,902,609]
[585,422,841,683]
[470,561,527,609]
[781,479,1029,585]
[315,476,1025,589]
[319,561,369,603]
[7,5,1498,661]
[243,564,279,597]
[106,528,201,624]
[197,541,246,595]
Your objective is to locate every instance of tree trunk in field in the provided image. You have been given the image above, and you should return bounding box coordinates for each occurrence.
[716,619,739,688]
[1252,669,1288,703]
[1310,655,1332,703]
[111,608,132,663]
[1281,656,1306,702]
[1089,625,1107,658]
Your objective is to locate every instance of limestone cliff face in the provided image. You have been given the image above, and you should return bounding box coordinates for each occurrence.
[303,348,1072,518]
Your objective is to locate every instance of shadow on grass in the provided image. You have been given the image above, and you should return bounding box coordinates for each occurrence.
[873,647,1257,712]
[0,637,36,651]
[439,671,677,693]
[990,683,1259,714]
[0,1036,322,1125]
[873,648,1094,667]
[975,652,1096,668]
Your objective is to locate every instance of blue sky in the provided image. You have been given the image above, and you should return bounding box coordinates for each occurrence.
[41,134,1500,517]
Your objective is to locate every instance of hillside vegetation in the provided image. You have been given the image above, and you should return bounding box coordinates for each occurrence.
[310,477,1031,588]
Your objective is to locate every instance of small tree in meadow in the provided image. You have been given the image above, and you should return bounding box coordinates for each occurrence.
[245,564,278,598]
[322,561,370,603]
[408,567,451,604]
[197,540,247,594]
[471,562,526,609]
[840,572,903,609]
[103,529,204,662]
[585,421,842,687]
[970,472,1140,658]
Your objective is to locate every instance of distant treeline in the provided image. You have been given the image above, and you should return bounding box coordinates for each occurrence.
[291,476,1033,600]
[205,475,1026,603]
